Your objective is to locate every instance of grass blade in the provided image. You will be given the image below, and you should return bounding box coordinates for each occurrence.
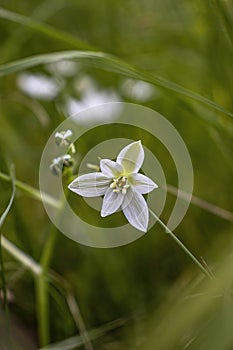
[0,51,232,122]
[167,184,233,222]
[211,0,233,47]
[0,171,60,208]
[208,127,233,171]
[1,1,72,60]
[0,8,95,51]
[0,166,16,301]
[0,166,16,228]
[0,165,16,348]
[38,318,125,350]
[48,271,94,350]
[1,236,42,276]
[1,170,232,223]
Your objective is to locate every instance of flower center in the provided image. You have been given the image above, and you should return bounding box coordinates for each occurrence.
[110,176,130,195]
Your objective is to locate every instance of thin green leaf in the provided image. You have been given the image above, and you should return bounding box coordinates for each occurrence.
[0,8,95,51]
[38,318,125,350]
[167,184,233,222]
[0,165,16,341]
[208,127,233,171]
[0,51,232,121]
[1,1,71,60]
[47,273,94,350]
[1,236,42,276]
[0,165,16,227]
[211,0,233,48]
[0,171,60,208]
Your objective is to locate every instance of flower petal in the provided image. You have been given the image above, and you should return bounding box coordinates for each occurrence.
[116,140,144,174]
[100,159,123,178]
[101,187,124,217]
[129,173,158,194]
[122,188,149,232]
[55,129,73,147]
[63,129,73,138]
[68,172,110,197]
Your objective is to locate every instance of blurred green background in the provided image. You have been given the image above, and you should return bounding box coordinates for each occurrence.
[0,0,233,349]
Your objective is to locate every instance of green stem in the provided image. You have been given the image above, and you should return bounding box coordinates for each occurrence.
[0,166,16,347]
[0,171,59,208]
[36,181,70,347]
[0,170,92,347]
[0,171,60,346]
[0,241,10,349]
[1,235,42,349]
[0,169,58,346]
[0,240,8,310]
[1,236,94,349]
[1,236,42,275]
[35,273,50,346]
[36,225,58,346]
[2,231,55,346]
[149,209,213,279]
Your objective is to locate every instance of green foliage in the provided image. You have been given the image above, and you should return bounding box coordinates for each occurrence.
[0,0,233,349]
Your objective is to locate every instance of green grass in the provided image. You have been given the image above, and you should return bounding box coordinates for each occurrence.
[0,1,233,349]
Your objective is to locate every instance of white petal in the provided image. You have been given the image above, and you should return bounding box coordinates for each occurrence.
[121,187,134,209]
[116,140,144,174]
[130,173,158,194]
[101,187,124,217]
[122,189,149,232]
[100,159,123,178]
[63,129,73,138]
[68,172,110,197]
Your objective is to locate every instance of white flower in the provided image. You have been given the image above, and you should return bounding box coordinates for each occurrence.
[55,129,73,147]
[50,154,73,176]
[68,141,158,232]
[17,72,61,100]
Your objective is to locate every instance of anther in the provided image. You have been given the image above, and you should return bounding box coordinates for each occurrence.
[110,176,129,194]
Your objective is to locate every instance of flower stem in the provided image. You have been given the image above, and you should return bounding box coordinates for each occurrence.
[35,272,50,346]
[36,223,59,346]
[149,209,213,279]
[36,180,70,347]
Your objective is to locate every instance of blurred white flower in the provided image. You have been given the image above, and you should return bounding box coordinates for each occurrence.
[66,89,121,124]
[17,73,61,100]
[55,129,73,147]
[47,60,78,77]
[121,78,156,102]
[68,141,158,232]
[50,154,73,176]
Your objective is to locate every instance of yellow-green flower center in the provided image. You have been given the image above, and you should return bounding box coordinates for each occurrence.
[110,176,130,195]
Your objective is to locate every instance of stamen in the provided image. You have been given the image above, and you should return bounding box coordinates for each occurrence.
[122,188,127,195]
[110,175,130,194]
[86,163,100,171]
